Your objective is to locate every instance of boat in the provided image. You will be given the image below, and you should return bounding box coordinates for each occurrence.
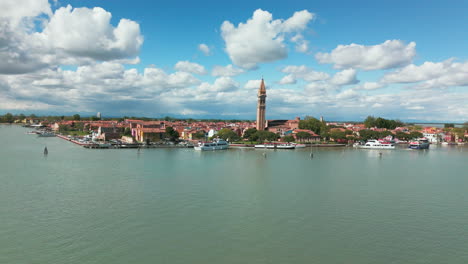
[408,138,430,149]
[254,143,295,149]
[38,132,55,137]
[194,138,229,151]
[358,139,395,149]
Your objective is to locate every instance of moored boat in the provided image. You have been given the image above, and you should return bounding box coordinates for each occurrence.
[194,138,229,151]
[408,138,430,149]
[359,139,395,149]
[254,143,295,149]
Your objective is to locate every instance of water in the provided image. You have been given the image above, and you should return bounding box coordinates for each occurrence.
[1,124,467,264]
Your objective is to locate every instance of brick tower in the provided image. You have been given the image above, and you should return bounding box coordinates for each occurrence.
[256,78,266,130]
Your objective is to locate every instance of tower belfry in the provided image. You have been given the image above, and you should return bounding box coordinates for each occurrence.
[256,78,266,130]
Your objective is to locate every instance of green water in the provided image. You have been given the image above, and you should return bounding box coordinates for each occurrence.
[1,124,467,264]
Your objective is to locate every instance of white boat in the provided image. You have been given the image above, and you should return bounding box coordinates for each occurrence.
[254,143,295,149]
[194,138,229,151]
[359,139,395,149]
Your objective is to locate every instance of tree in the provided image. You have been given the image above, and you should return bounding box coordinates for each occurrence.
[73,114,81,121]
[243,128,258,141]
[3,113,14,123]
[18,113,26,120]
[395,131,410,141]
[409,131,423,139]
[216,128,240,142]
[282,135,295,142]
[463,122,468,129]
[192,131,206,140]
[364,116,376,128]
[329,130,346,141]
[299,116,327,135]
[123,127,132,137]
[165,127,179,141]
[255,130,279,142]
[444,123,455,128]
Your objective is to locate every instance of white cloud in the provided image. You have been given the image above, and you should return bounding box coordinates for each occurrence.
[0,0,52,27]
[221,9,314,69]
[354,82,385,90]
[244,79,263,89]
[0,3,143,74]
[316,40,416,70]
[278,74,296,85]
[40,5,143,61]
[381,59,468,89]
[198,77,239,92]
[174,61,207,75]
[211,64,245,77]
[290,34,309,53]
[198,43,211,56]
[330,69,359,85]
[281,65,329,82]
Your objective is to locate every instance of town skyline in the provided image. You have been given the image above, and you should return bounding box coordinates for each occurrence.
[0,0,467,122]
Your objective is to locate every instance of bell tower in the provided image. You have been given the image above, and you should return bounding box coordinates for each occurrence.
[256,78,266,130]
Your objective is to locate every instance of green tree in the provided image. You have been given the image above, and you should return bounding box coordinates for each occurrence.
[409,131,423,139]
[243,128,258,141]
[395,131,410,141]
[165,127,179,141]
[73,114,81,121]
[282,135,295,142]
[444,123,455,128]
[123,127,132,136]
[192,131,206,140]
[299,116,327,135]
[364,116,376,128]
[463,122,468,129]
[3,113,14,123]
[329,130,346,141]
[216,128,240,142]
[18,113,26,120]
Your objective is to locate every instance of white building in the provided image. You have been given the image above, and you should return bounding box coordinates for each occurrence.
[423,133,439,143]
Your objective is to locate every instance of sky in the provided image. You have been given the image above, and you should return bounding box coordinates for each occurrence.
[0,0,467,122]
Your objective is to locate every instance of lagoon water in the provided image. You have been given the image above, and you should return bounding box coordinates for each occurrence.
[1,124,467,264]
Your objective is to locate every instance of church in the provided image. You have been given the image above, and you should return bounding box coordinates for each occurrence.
[255,78,300,135]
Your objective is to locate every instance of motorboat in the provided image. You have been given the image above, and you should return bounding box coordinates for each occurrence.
[194,138,229,151]
[408,138,430,149]
[359,139,395,149]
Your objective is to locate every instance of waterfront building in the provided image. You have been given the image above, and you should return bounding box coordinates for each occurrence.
[256,78,267,131]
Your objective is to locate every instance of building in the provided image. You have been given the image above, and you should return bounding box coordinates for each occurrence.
[97,112,101,119]
[256,78,266,130]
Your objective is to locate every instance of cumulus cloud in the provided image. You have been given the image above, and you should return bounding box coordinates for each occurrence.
[315,40,416,70]
[278,74,296,85]
[290,34,309,53]
[0,3,143,74]
[330,69,359,85]
[381,59,468,89]
[198,44,211,56]
[354,82,385,90]
[221,9,314,69]
[244,79,263,90]
[174,61,207,75]
[211,64,245,77]
[39,5,143,61]
[198,77,239,92]
[281,65,329,82]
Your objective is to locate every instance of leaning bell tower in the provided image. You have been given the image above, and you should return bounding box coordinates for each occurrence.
[256,78,266,130]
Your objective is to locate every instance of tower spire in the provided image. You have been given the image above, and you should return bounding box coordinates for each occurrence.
[256,78,267,130]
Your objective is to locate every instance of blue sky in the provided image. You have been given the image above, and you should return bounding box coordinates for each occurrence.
[0,0,467,122]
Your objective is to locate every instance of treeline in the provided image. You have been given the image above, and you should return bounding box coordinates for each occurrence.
[364,116,405,129]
